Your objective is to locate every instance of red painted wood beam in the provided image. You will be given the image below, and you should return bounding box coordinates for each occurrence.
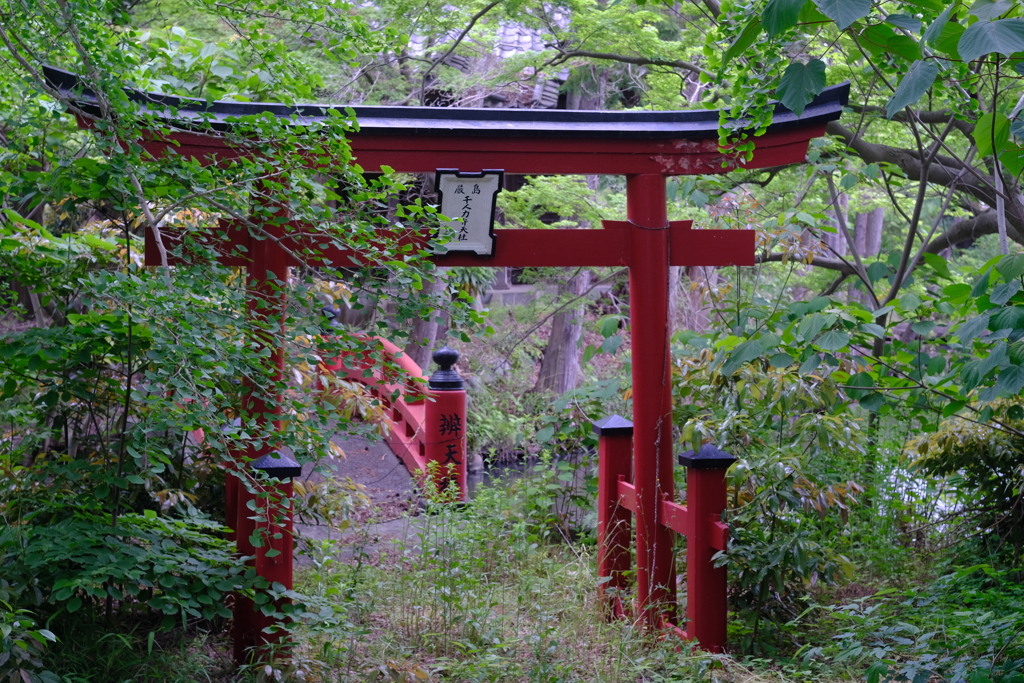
[136,125,825,175]
[146,221,755,269]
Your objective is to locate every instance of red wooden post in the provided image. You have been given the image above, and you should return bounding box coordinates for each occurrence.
[251,451,302,654]
[234,188,293,664]
[679,445,736,653]
[594,415,633,615]
[422,347,467,501]
[626,174,677,626]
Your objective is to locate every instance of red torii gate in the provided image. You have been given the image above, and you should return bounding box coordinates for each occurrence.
[46,66,847,656]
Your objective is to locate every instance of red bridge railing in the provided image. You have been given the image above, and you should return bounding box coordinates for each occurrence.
[320,339,468,501]
[594,415,735,652]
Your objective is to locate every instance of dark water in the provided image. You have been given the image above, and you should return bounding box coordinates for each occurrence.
[466,459,530,499]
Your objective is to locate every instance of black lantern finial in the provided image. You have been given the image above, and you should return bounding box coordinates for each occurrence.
[428,346,463,390]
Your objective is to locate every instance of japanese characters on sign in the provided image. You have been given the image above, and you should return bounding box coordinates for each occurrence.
[435,169,503,256]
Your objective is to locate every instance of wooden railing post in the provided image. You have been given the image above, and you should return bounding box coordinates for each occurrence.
[250,450,302,655]
[593,415,633,616]
[423,347,467,501]
[678,444,736,653]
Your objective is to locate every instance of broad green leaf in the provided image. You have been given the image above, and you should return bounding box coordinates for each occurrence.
[999,144,1024,176]
[990,280,1022,305]
[991,306,1024,330]
[899,291,922,311]
[886,14,922,33]
[935,22,966,55]
[958,18,1024,62]
[886,60,940,119]
[601,335,623,354]
[927,355,947,374]
[763,0,807,37]
[815,329,851,351]
[962,359,986,391]
[769,352,795,367]
[1009,404,1024,420]
[957,313,992,342]
[943,400,967,417]
[798,312,827,341]
[911,320,937,336]
[859,392,886,412]
[997,253,1024,280]
[980,342,1010,375]
[722,18,763,70]
[871,305,895,318]
[970,0,1014,20]
[846,371,874,398]
[976,112,1011,157]
[859,323,886,338]
[973,268,992,296]
[799,353,822,375]
[722,337,764,375]
[598,315,622,338]
[922,252,952,279]
[997,364,1024,394]
[867,261,890,282]
[924,5,954,46]
[813,0,871,30]
[776,58,827,116]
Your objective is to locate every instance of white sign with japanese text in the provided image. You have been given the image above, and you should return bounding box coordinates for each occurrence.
[435,169,503,256]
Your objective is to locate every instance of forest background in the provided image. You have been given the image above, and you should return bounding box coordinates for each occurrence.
[5,0,1024,681]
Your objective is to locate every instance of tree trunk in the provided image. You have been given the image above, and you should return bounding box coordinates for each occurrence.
[404,266,448,371]
[679,266,719,333]
[534,268,589,393]
[865,207,884,256]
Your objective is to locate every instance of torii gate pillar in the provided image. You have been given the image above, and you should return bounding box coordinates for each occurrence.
[626,174,677,626]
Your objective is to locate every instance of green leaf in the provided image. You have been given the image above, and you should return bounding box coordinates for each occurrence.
[886,60,940,119]
[536,426,554,442]
[990,280,1022,305]
[815,329,851,351]
[799,353,822,375]
[859,323,886,338]
[867,261,890,282]
[798,312,827,341]
[812,0,871,30]
[958,18,1024,62]
[899,291,922,312]
[601,335,623,354]
[976,112,1011,158]
[721,18,763,71]
[763,0,807,36]
[911,320,937,336]
[846,371,874,399]
[927,355,947,374]
[722,337,764,375]
[776,59,827,116]
[924,5,954,46]
[859,392,886,412]
[935,21,966,55]
[598,315,622,338]
[991,306,1024,331]
[769,352,795,367]
[923,252,952,279]
[943,400,967,417]
[996,253,1024,280]
[973,268,992,297]
[970,0,1014,20]
[957,313,992,343]
[886,14,922,33]
[997,364,1024,395]
[67,597,82,613]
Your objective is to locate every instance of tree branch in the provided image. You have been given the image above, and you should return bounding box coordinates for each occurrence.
[546,49,712,78]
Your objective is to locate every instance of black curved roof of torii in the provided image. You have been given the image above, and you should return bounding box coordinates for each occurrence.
[44,65,848,141]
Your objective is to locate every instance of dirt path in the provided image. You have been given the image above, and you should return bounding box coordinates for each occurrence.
[295,434,421,562]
